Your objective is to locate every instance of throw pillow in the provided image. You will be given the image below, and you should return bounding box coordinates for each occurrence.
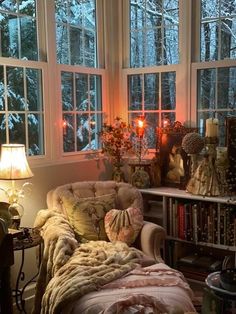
[104,207,143,246]
[62,193,116,241]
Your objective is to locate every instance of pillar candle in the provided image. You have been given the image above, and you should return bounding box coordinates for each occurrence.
[205,118,219,137]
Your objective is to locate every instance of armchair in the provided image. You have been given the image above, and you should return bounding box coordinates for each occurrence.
[46,180,165,263]
[33,181,196,313]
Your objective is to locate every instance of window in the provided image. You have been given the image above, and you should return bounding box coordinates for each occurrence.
[194,0,236,145]
[0,0,105,160]
[0,64,44,155]
[130,0,179,67]
[62,71,102,152]
[0,0,45,157]
[55,0,97,67]
[0,0,38,60]
[128,71,176,148]
[201,0,236,62]
[55,0,105,154]
[126,0,180,149]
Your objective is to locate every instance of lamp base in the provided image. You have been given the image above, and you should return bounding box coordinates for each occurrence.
[8,203,24,229]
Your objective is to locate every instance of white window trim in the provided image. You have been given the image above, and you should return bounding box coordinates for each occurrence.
[120,0,192,127]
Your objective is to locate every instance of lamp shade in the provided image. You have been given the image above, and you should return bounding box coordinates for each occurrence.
[0,144,33,180]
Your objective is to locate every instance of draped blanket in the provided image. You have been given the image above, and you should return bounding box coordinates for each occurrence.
[33,210,143,314]
[33,209,195,314]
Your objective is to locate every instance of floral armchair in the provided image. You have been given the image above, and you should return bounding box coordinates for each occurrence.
[46,180,166,262]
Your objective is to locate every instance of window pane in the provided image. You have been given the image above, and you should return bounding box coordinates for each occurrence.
[161,72,176,110]
[201,22,218,61]
[0,3,38,60]
[164,26,179,64]
[76,73,88,111]
[20,16,38,60]
[130,0,179,67]
[62,71,103,153]
[146,29,162,66]
[1,65,44,155]
[198,69,216,110]
[8,113,26,144]
[55,0,97,67]
[197,66,236,145]
[130,31,145,67]
[70,27,83,65]
[130,0,146,30]
[128,75,142,110]
[90,75,102,111]
[201,0,236,61]
[144,73,159,110]
[218,67,236,110]
[26,68,43,111]
[0,114,6,143]
[77,113,90,151]
[0,13,19,58]
[84,29,96,67]
[7,66,25,111]
[56,24,69,64]
[90,112,102,149]
[28,113,44,155]
[221,18,236,60]
[145,112,158,148]
[63,113,75,152]
[62,72,74,111]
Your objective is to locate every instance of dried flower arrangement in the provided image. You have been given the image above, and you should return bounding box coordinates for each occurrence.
[99,117,133,167]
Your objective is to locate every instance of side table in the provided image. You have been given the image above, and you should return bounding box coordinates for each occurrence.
[12,228,42,314]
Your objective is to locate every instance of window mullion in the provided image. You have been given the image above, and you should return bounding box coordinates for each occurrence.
[23,67,29,150]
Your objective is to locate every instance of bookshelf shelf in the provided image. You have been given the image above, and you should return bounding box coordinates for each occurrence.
[140,187,236,282]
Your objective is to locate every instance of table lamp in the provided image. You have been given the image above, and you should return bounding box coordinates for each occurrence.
[0,144,34,228]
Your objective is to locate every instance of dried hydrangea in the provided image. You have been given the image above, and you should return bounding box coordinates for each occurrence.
[99,117,133,165]
[182,132,204,155]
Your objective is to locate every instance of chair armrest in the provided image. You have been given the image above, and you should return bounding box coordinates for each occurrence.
[138,221,166,263]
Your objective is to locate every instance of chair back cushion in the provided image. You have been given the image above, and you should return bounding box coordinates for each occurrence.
[47,181,143,216]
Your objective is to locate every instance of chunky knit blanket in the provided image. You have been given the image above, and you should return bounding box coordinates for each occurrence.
[32,209,143,314]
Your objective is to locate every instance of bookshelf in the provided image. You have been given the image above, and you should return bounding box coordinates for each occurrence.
[140,187,236,282]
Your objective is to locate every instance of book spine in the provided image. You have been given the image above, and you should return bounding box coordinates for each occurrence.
[192,204,198,243]
[178,203,185,240]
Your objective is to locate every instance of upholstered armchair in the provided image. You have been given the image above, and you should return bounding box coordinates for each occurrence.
[46,180,166,262]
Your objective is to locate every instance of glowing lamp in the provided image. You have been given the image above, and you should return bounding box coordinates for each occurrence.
[0,144,34,228]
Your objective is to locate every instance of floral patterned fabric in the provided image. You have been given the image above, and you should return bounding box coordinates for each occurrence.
[62,192,116,241]
[104,207,143,246]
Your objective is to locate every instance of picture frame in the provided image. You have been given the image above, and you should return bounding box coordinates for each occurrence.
[159,121,195,188]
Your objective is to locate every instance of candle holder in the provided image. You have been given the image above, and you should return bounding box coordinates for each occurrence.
[205,136,219,164]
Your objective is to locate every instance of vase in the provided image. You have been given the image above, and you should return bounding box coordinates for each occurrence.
[131,166,150,189]
[112,163,125,182]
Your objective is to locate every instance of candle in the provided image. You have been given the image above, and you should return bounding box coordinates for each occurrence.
[205,118,219,137]
[136,116,145,138]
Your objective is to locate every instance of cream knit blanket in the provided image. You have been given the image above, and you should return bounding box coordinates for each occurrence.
[32,209,143,314]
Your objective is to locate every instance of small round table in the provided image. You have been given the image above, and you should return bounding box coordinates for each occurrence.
[13,227,42,314]
[202,271,236,314]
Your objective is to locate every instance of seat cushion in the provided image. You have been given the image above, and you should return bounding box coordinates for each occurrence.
[104,207,143,245]
[61,192,116,241]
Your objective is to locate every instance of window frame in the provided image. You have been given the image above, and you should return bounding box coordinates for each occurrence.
[0,0,108,167]
[121,0,191,141]
[190,0,236,136]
